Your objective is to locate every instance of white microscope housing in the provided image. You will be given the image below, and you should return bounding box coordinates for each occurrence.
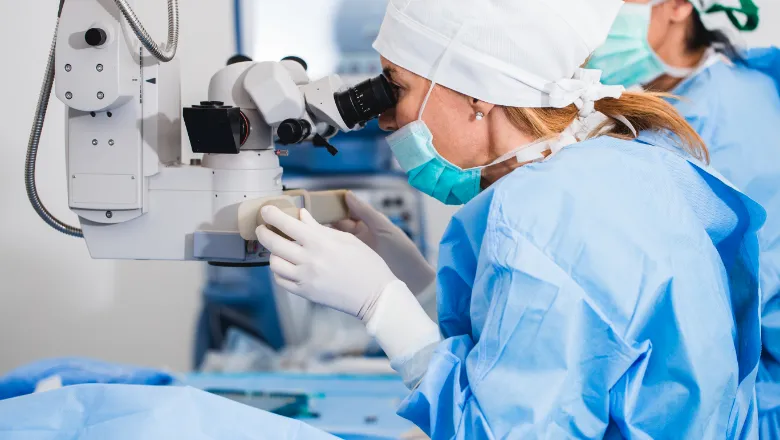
[50,0,394,265]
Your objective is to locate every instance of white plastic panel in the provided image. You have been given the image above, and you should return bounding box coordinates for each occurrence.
[67,102,143,210]
[55,0,137,112]
[79,166,283,261]
[82,188,214,260]
[243,62,305,125]
[142,58,182,174]
[71,174,138,205]
[301,75,350,131]
[207,67,274,151]
[280,59,310,85]
[208,62,257,109]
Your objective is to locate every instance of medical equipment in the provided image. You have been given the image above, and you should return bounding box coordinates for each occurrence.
[195,0,430,364]
[188,373,419,438]
[205,388,310,418]
[26,0,396,265]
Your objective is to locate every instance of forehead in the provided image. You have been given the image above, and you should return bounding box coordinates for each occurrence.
[380,57,420,82]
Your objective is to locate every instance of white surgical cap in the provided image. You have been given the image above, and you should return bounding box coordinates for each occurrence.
[373,0,624,108]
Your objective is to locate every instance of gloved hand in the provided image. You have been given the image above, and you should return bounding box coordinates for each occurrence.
[257,206,399,322]
[333,192,435,295]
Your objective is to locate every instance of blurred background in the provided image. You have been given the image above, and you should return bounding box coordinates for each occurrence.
[0,0,776,374]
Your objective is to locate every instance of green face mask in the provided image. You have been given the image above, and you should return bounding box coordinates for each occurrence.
[586,0,695,88]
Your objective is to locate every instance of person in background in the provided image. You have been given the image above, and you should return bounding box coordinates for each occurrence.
[588,1,780,435]
[255,0,766,436]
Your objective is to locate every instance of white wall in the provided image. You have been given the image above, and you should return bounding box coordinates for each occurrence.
[748,0,780,46]
[0,0,234,374]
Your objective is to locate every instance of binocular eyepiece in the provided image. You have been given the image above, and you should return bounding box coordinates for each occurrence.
[334,74,397,129]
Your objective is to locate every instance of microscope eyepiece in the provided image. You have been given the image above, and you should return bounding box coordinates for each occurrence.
[334,74,396,129]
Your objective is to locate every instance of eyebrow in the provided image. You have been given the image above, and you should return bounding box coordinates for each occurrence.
[383,66,397,81]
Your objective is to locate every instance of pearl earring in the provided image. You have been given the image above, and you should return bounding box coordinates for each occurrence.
[475,111,484,121]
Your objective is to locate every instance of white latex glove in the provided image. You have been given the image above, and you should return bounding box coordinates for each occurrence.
[334,192,436,295]
[256,205,398,322]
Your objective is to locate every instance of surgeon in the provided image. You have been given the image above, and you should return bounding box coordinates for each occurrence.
[588,0,780,435]
[256,0,766,437]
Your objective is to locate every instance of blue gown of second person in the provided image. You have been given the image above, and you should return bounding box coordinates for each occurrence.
[394,133,765,438]
[670,47,780,438]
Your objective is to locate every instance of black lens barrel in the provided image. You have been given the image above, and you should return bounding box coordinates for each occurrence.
[334,74,396,129]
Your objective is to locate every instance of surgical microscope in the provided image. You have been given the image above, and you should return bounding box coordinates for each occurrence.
[25,0,396,266]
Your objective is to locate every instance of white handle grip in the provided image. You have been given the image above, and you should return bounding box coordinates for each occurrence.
[237,189,349,240]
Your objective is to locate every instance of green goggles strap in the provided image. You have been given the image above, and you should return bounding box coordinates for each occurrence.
[706,0,759,32]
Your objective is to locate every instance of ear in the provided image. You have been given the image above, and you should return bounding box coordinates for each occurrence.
[469,97,496,119]
[669,0,695,23]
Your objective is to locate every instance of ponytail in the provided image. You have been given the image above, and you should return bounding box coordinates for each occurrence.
[503,92,709,163]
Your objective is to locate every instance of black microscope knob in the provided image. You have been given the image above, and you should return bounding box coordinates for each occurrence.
[277,119,312,145]
[85,28,108,47]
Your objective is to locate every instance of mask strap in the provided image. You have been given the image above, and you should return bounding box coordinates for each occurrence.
[418,82,437,121]
[486,138,553,167]
[662,63,696,78]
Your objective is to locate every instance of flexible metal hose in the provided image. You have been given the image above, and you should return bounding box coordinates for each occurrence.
[25,1,180,238]
[114,0,179,62]
[25,20,83,237]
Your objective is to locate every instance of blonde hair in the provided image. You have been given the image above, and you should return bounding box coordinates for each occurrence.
[504,91,709,163]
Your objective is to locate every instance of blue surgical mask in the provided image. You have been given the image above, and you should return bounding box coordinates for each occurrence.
[587,0,694,87]
[387,119,481,205]
[386,82,551,206]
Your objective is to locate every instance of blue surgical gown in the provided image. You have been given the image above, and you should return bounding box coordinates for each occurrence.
[395,135,765,438]
[671,48,780,438]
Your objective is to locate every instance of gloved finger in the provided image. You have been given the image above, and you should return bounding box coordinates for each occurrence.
[256,225,307,264]
[345,192,389,229]
[260,206,316,244]
[298,208,321,227]
[273,274,302,296]
[301,209,345,239]
[269,254,301,282]
[333,218,360,234]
